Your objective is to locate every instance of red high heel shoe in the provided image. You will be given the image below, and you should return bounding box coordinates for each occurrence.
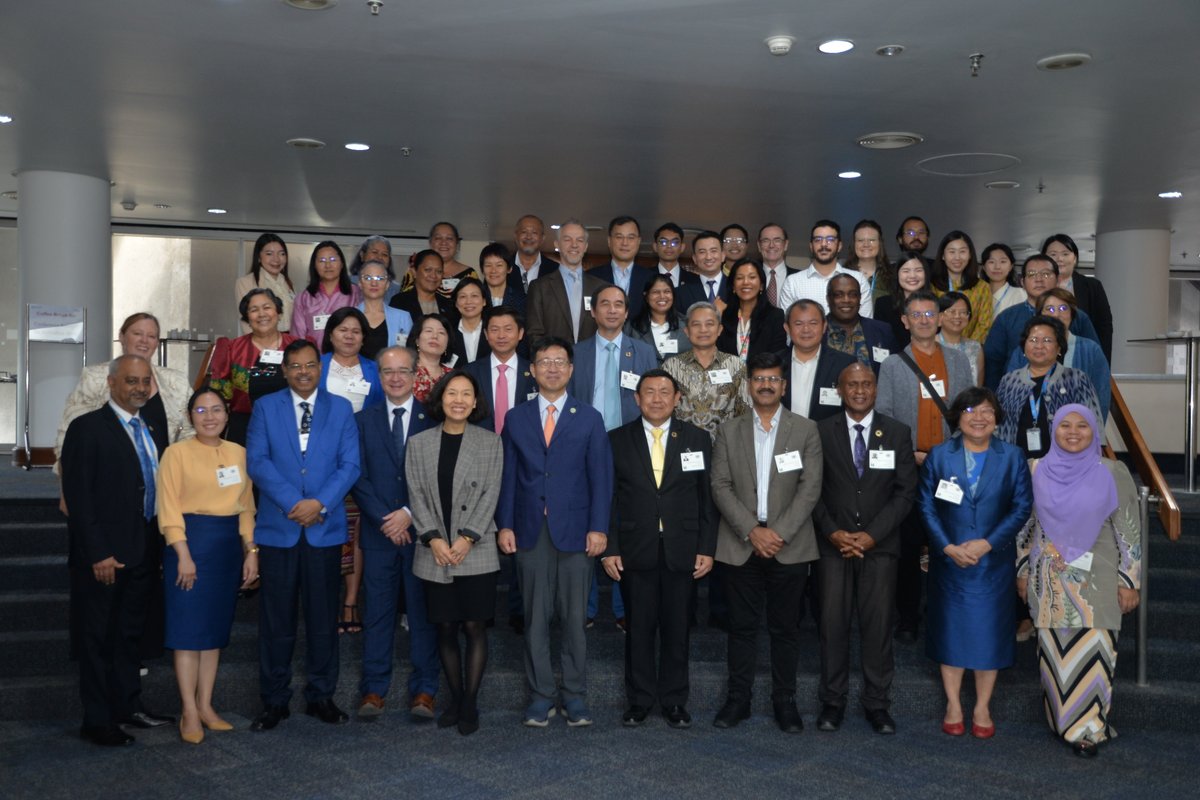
[942,720,965,736]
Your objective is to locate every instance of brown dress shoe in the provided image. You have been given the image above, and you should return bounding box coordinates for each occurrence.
[409,692,436,719]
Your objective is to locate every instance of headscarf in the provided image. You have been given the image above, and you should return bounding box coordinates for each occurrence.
[1031,403,1118,563]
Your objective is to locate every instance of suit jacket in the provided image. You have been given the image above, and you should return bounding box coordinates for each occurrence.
[775,345,858,422]
[463,354,537,433]
[487,285,527,315]
[590,262,655,319]
[351,398,435,551]
[524,268,610,343]
[389,288,456,325]
[246,388,361,548]
[450,325,492,366]
[61,404,168,569]
[357,303,414,352]
[825,316,899,373]
[606,417,717,572]
[497,394,613,552]
[812,412,917,558]
[676,272,731,312]
[406,423,503,583]
[717,300,786,361]
[508,255,560,292]
[569,334,660,427]
[876,343,975,451]
[710,407,823,566]
[319,352,385,410]
[1070,272,1114,363]
[664,268,703,312]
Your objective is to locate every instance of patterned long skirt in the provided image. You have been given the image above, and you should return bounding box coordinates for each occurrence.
[1037,627,1119,745]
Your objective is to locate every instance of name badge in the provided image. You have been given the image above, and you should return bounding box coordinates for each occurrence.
[583,296,592,312]
[1068,551,1094,572]
[935,478,964,505]
[312,314,330,331]
[1026,428,1043,452]
[396,332,409,345]
[527,392,540,401]
[299,432,311,452]
[620,370,640,391]
[681,451,705,471]
[446,353,459,367]
[920,378,946,399]
[872,346,890,363]
[260,349,283,364]
[869,449,895,470]
[818,387,841,406]
[216,465,242,487]
[441,278,460,293]
[657,337,679,354]
[775,450,803,473]
[347,378,372,395]
[708,368,732,385]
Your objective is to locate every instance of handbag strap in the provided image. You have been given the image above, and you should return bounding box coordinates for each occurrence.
[897,350,951,423]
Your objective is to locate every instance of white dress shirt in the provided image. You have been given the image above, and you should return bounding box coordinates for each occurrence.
[752,406,783,522]
[789,349,820,418]
[459,322,482,363]
[778,263,874,318]
[845,409,875,454]
[658,263,682,287]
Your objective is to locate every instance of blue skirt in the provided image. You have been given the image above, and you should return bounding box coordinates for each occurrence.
[163,514,242,650]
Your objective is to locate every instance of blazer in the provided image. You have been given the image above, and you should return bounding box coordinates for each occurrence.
[775,345,858,422]
[389,288,456,325]
[825,316,899,373]
[463,355,537,433]
[876,343,976,451]
[246,388,361,548]
[524,267,610,344]
[1069,272,1114,362]
[450,324,492,366]
[812,412,917,558]
[356,303,414,352]
[590,262,656,319]
[710,407,823,566]
[318,352,385,410]
[486,285,527,314]
[569,334,660,427]
[406,423,504,583]
[507,255,560,292]
[717,300,787,361]
[606,417,717,572]
[676,272,731,312]
[60,404,167,569]
[664,268,703,312]
[351,397,435,552]
[496,394,613,552]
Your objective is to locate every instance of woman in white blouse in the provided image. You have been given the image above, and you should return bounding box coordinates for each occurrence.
[450,277,490,365]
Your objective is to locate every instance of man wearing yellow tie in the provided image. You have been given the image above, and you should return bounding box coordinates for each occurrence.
[602,369,717,729]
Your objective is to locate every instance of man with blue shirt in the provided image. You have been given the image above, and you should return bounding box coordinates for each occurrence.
[591,216,654,318]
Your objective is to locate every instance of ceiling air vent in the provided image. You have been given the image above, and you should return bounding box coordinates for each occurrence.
[856,132,924,150]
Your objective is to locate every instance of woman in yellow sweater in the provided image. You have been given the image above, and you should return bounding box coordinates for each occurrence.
[157,389,258,744]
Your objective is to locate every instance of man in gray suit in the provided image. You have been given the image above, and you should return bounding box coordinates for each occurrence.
[710,351,823,733]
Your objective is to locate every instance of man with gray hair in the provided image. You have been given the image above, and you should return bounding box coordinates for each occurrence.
[662,302,750,437]
[525,219,610,343]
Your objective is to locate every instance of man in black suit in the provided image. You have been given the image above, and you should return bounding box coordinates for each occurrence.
[61,355,175,746]
[824,274,899,373]
[677,230,730,314]
[757,223,799,308]
[812,362,917,735]
[510,214,559,292]
[591,216,655,319]
[777,299,857,422]
[602,369,716,729]
[653,222,701,303]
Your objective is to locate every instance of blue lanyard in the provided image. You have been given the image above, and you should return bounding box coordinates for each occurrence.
[1029,365,1055,422]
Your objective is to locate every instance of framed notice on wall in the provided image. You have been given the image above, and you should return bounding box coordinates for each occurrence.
[28,304,85,343]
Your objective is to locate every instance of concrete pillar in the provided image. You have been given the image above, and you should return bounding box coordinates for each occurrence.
[17,170,111,454]
[1095,228,1170,375]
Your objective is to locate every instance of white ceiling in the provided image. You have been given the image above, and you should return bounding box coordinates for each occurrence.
[1,0,1199,264]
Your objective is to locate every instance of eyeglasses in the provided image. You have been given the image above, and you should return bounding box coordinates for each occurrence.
[903,229,928,237]
[963,406,996,418]
[317,257,340,264]
[657,238,682,248]
[811,235,839,244]
[361,275,389,283]
[906,310,937,319]
[1027,336,1058,346]
[380,367,414,377]
[759,237,786,246]
[750,375,784,384]
[1042,304,1071,314]
[1024,270,1056,280]
[723,237,747,245]
[535,357,570,368]
[192,405,227,415]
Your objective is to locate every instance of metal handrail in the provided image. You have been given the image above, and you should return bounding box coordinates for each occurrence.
[1108,377,1182,540]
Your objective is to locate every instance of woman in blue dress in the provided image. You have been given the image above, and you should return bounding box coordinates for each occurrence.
[920,386,1032,739]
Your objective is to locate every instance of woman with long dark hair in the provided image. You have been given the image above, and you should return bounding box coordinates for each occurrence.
[930,230,994,342]
[291,240,361,350]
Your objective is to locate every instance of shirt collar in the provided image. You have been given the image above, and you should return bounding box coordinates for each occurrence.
[642,417,671,436]
[108,400,139,425]
[845,410,875,433]
[386,395,414,416]
[754,406,783,433]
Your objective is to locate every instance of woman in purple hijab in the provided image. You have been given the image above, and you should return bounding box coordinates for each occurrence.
[1016,404,1142,759]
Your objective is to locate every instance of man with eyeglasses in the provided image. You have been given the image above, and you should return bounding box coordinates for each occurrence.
[895,216,931,257]
[823,273,897,373]
[662,302,750,437]
[720,224,750,276]
[653,222,701,303]
[982,254,1102,389]
[677,230,730,314]
[591,216,655,318]
[351,346,440,719]
[509,214,560,292]
[756,222,798,308]
[779,220,874,318]
[876,290,974,646]
[525,219,610,344]
[497,337,613,728]
[710,351,822,732]
[246,339,361,731]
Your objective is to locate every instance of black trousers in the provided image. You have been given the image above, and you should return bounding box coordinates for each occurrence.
[817,553,897,712]
[721,556,808,702]
[622,542,693,708]
[896,507,927,630]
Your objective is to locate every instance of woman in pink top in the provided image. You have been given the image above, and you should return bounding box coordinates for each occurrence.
[291,240,362,351]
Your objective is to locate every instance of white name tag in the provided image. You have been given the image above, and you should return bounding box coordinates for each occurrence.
[299,432,311,452]
[935,478,964,505]
[873,346,890,363]
[657,337,679,354]
[681,451,705,471]
[775,450,803,473]
[312,314,330,331]
[216,465,242,487]
[708,368,732,385]
[260,349,283,364]
[527,392,540,401]
[920,378,946,399]
[347,378,372,395]
[583,296,592,312]
[620,370,640,391]
[869,449,895,470]
[1068,551,1094,572]
[396,332,408,345]
[1026,428,1043,452]
[819,387,841,406]
[446,353,459,367]
[441,278,460,293]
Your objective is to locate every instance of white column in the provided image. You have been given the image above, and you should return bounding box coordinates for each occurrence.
[17,170,111,452]
[1095,228,1170,374]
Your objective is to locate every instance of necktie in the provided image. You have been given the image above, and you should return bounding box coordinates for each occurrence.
[603,342,621,430]
[494,364,509,434]
[128,417,156,520]
[543,404,556,447]
[299,400,312,453]
[651,428,665,488]
[521,270,529,291]
[706,280,716,302]
[767,269,778,306]
[392,407,407,465]
[853,423,867,478]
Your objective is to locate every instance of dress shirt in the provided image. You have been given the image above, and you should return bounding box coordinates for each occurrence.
[697,272,725,301]
[386,395,415,516]
[537,393,566,429]
[592,331,623,427]
[108,400,159,469]
[778,264,873,318]
[641,417,672,453]
[658,263,682,287]
[789,349,820,417]
[661,349,750,435]
[561,265,584,340]
[609,261,635,295]
[752,406,783,522]
[290,389,317,444]
[491,353,518,412]
[515,253,544,287]
[764,262,791,307]
[844,410,876,454]
[459,322,483,363]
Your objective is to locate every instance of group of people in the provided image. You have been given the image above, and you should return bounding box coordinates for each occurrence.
[54,211,1139,760]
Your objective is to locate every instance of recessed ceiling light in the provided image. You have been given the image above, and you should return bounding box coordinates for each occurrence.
[344,142,370,152]
[986,180,1021,189]
[207,208,227,215]
[1159,191,1183,199]
[856,131,924,150]
[0,115,12,124]
[818,39,854,54]
[283,0,338,9]
[1,190,16,200]
[838,171,862,179]
[154,203,171,209]
[287,137,326,150]
[1036,52,1091,71]
[875,45,904,57]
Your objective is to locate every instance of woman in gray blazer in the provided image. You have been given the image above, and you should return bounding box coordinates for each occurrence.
[406,369,503,736]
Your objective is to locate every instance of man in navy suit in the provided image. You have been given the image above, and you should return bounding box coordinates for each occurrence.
[824,274,898,373]
[778,299,858,422]
[497,336,613,728]
[677,231,731,314]
[590,216,654,319]
[246,339,361,731]
[351,345,440,719]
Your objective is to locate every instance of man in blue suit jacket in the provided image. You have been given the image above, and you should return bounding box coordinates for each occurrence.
[246,340,361,731]
[497,336,613,727]
[350,345,440,719]
[590,216,656,319]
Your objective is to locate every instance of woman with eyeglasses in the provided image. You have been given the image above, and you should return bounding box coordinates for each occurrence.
[356,260,413,361]
[291,241,362,351]
[235,233,295,333]
[930,231,994,343]
[936,292,984,386]
[995,316,1102,460]
[1042,234,1114,362]
[348,235,402,304]
[627,273,691,364]
[872,251,930,348]
[843,219,893,301]
[980,243,1026,318]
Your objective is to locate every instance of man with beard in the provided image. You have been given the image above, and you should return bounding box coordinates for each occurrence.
[823,274,898,373]
[895,216,931,259]
[779,220,873,318]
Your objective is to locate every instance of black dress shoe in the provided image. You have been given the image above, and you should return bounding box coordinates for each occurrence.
[622,705,650,727]
[1072,739,1099,759]
[249,705,290,731]
[712,698,751,729]
[894,624,918,644]
[120,710,176,729]
[663,705,692,729]
[80,724,135,747]
[866,709,896,735]
[304,698,349,724]
[816,704,844,732]
[773,700,804,733]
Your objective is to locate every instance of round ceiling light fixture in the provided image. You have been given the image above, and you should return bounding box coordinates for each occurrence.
[818,39,854,54]
[985,180,1021,190]
[0,114,13,124]
[765,36,795,56]
[344,142,370,152]
[838,171,862,179]
[856,131,924,150]
[154,203,171,209]
[1036,52,1092,71]
[283,0,339,9]
[1159,190,1183,199]
[287,137,326,150]
[875,45,904,57]
[917,153,1021,176]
